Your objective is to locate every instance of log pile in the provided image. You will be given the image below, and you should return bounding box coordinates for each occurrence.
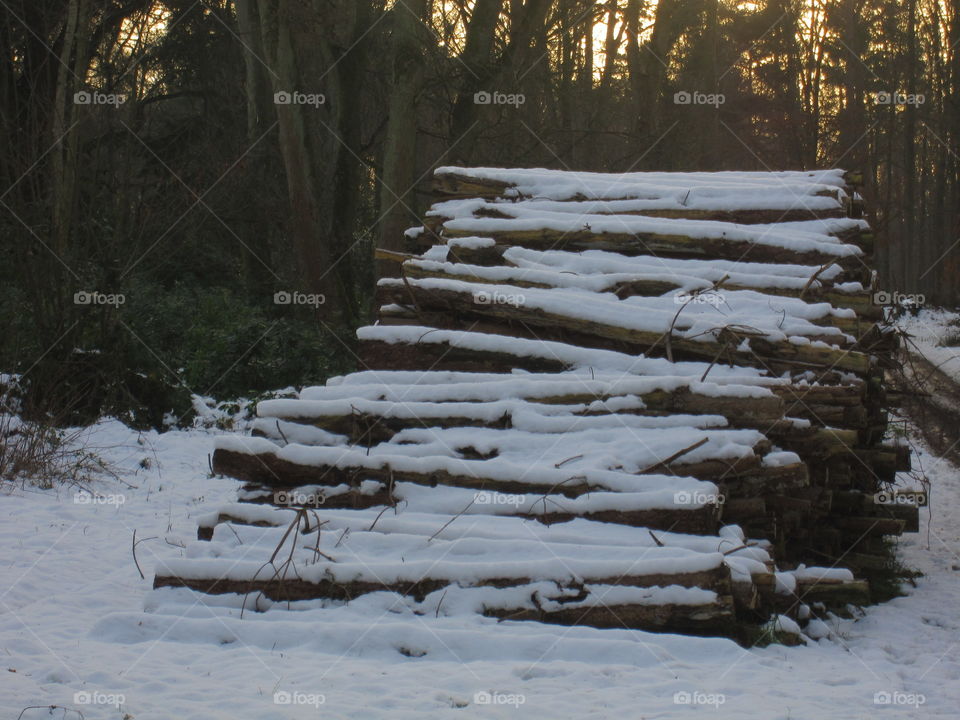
[156,167,919,645]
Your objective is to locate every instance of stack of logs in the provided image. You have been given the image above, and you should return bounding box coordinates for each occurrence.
[156,167,918,644]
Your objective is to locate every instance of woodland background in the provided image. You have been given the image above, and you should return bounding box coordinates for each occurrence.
[1,0,957,425]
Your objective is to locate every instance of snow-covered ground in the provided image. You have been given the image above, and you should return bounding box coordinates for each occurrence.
[1,419,959,719]
[899,307,960,383]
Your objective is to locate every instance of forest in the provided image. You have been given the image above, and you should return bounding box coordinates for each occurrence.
[1,0,957,425]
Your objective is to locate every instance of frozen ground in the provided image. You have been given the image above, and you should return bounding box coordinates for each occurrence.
[1,418,959,719]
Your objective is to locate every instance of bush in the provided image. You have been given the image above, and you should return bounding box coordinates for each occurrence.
[0,382,109,489]
[125,282,352,402]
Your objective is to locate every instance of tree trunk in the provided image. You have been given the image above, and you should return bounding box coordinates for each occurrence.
[377,0,429,277]
[448,0,505,164]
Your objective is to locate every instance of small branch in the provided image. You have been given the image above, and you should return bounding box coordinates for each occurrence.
[428,497,477,542]
[639,437,709,474]
[799,263,831,299]
[17,707,84,720]
[131,530,157,579]
[554,454,583,468]
[275,420,289,445]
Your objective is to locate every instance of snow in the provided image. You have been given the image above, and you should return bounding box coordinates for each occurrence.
[898,307,960,383]
[2,418,960,718]
[446,235,496,250]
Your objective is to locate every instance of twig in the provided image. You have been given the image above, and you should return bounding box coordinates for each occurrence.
[131,530,157,579]
[799,263,831,299]
[428,497,477,542]
[554,454,583,468]
[700,335,732,382]
[435,588,448,618]
[367,505,393,532]
[275,420,289,445]
[639,437,709,474]
[17,707,84,720]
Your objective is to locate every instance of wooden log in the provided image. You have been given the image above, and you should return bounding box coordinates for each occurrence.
[376,282,872,375]
[395,243,881,321]
[210,448,721,533]
[772,383,865,407]
[484,596,739,639]
[721,497,766,522]
[835,516,906,536]
[155,563,734,600]
[156,567,742,638]
[769,427,859,460]
[214,441,772,491]
[441,227,866,275]
[358,336,568,374]
[795,579,871,607]
[393,265,878,336]
[842,552,894,572]
[258,390,787,444]
[433,168,848,202]
[720,462,810,497]
[236,482,394,509]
